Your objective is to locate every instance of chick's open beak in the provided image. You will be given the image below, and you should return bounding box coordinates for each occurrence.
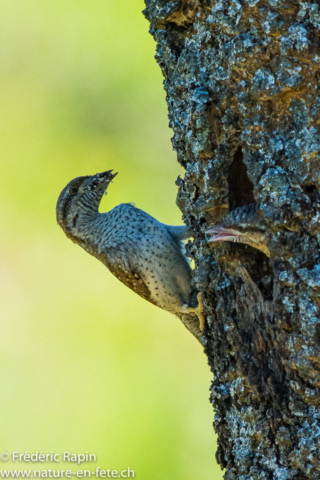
[206,226,242,243]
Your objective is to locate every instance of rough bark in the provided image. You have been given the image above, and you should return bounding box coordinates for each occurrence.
[144,1,320,479]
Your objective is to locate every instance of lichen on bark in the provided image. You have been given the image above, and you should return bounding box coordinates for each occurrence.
[144,0,320,478]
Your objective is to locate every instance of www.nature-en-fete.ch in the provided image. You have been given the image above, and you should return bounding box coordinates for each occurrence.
[0,452,134,478]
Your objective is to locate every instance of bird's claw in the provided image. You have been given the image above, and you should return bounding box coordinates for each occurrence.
[197,292,206,331]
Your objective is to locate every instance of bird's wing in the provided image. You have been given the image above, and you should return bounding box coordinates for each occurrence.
[102,250,158,307]
[163,224,190,264]
[163,224,189,241]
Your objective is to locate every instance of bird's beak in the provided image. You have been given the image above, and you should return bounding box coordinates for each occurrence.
[97,170,118,184]
[206,226,242,243]
[86,170,119,194]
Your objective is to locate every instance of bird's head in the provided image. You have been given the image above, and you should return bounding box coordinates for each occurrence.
[205,204,270,257]
[56,170,118,241]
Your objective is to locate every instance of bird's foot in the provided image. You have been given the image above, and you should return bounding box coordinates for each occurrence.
[181,291,206,331]
[197,292,205,331]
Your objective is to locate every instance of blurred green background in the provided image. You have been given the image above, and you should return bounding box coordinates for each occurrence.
[0,1,222,479]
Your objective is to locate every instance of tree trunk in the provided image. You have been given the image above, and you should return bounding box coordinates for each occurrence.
[144,1,320,478]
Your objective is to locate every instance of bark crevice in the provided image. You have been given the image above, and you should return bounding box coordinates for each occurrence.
[228,146,255,211]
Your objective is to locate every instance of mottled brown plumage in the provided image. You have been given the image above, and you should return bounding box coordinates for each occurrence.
[56,170,204,341]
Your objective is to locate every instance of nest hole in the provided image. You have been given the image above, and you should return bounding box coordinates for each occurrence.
[228,146,255,210]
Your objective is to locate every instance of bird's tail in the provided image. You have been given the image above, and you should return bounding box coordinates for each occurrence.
[176,312,203,344]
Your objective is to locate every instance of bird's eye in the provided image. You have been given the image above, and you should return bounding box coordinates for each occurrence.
[69,187,78,195]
